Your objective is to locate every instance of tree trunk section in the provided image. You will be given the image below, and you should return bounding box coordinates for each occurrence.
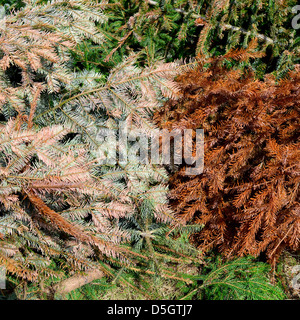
[45,269,105,299]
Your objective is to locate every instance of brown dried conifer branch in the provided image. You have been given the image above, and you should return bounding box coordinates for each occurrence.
[154,45,300,264]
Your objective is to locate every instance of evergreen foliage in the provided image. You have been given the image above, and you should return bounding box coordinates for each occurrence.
[63,256,286,300]
[72,0,299,78]
[0,0,297,300]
